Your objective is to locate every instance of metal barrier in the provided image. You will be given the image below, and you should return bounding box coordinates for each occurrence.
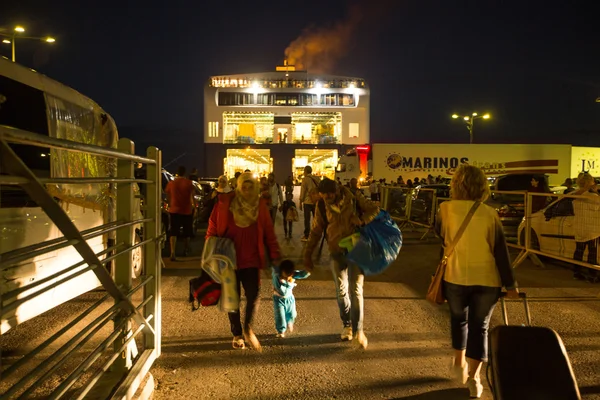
[380,186,413,223]
[0,125,162,399]
[513,191,600,274]
[380,186,437,240]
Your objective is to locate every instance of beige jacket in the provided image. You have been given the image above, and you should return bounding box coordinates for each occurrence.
[304,186,380,256]
[300,174,320,205]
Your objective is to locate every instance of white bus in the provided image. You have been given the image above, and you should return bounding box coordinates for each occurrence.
[0,57,142,333]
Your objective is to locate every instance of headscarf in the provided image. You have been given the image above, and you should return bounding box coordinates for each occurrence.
[216,175,232,193]
[230,172,260,227]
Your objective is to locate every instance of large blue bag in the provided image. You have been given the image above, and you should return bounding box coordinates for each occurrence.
[346,210,402,275]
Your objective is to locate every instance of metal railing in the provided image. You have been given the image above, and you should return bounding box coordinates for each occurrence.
[381,186,438,240]
[0,125,162,399]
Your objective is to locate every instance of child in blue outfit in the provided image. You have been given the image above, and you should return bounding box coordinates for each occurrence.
[272,259,310,337]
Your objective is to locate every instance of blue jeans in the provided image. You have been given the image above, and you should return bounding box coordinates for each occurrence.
[443,281,501,362]
[273,295,297,334]
[331,253,364,334]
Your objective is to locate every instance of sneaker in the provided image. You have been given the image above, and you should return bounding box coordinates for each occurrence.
[341,326,353,341]
[450,357,468,384]
[301,236,308,242]
[232,336,245,349]
[354,331,368,350]
[287,323,294,334]
[467,377,483,399]
[276,332,286,338]
[244,328,262,352]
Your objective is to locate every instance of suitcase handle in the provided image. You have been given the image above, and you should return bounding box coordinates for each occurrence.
[499,292,531,326]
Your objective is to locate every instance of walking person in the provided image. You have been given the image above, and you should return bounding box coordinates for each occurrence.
[299,165,320,241]
[165,166,195,261]
[571,173,600,282]
[281,193,297,238]
[188,168,199,182]
[206,172,281,351]
[272,260,310,338]
[267,173,284,223]
[369,179,379,202]
[303,178,379,349]
[435,164,518,398]
[228,171,241,191]
[284,175,294,196]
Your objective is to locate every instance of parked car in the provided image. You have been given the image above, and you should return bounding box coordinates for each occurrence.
[488,173,552,242]
[517,196,599,264]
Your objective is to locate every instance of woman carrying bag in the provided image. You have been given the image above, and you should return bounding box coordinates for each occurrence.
[432,164,518,399]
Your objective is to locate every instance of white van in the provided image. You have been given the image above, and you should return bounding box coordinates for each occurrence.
[0,57,142,333]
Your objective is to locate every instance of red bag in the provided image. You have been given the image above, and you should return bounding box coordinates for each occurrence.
[189,270,221,310]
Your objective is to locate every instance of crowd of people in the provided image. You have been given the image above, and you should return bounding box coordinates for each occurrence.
[183,163,519,399]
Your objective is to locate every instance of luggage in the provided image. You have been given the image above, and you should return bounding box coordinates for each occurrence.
[488,293,581,400]
[188,270,221,310]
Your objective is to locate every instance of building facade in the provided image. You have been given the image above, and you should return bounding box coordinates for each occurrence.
[203,64,370,182]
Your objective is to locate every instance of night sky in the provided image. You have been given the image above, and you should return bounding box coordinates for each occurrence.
[2,0,599,170]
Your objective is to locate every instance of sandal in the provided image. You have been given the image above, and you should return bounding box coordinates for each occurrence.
[232,336,245,349]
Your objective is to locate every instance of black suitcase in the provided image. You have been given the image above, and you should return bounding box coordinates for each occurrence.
[488,293,581,400]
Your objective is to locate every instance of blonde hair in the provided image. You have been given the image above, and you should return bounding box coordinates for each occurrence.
[451,164,490,201]
[576,173,594,190]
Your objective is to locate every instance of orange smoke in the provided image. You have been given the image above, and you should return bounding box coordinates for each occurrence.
[284,5,363,73]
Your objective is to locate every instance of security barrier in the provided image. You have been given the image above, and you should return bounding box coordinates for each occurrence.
[0,125,162,399]
[380,186,413,224]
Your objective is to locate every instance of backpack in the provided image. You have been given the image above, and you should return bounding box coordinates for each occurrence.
[189,270,221,310]
[286,206,299,222]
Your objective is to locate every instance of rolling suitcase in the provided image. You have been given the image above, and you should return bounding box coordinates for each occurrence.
[488,293,581,400]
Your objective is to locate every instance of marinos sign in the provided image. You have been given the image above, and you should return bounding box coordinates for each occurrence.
[373,144,572,185]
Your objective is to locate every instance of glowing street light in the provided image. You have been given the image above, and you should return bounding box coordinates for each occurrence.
[0,25,56,62]
[451,112,491,144]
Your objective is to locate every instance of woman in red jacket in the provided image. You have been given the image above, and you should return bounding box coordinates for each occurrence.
[207,172,281,350]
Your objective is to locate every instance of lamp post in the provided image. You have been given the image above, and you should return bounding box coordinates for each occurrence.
[451,112,490,144]
[0,26,56,62]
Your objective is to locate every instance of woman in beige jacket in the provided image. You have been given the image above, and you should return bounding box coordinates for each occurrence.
[435,165,518,398]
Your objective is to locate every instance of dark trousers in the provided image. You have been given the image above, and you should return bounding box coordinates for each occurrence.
[303,204,315,237]
[444,281,501,362]
[228,268,260,337]
[283,220,293,236]
[269,206,278,223]
[573,237,599,276]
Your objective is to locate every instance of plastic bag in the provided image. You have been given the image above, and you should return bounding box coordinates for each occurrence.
[346,210,402,275]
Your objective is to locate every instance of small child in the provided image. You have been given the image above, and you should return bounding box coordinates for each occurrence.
[281,193,297,239]
[272,260,310,338]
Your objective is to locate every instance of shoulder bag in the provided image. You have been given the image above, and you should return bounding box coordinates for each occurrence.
[426,201,481,305]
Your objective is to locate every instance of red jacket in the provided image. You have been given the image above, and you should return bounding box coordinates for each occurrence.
[206,192,280,268]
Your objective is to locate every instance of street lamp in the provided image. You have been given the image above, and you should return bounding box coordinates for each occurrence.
[0,26,56,62]
[451,112,491,144]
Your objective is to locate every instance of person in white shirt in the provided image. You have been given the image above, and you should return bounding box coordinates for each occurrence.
[299,166,320,241]
[267,173,284,223]
[435,164,518,399]
[369,179,379,202]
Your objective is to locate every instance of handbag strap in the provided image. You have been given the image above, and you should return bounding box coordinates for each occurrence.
[443,201,481,259]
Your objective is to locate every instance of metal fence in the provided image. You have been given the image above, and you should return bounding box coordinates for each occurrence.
[0,125,162,399]
[381,186,438,240]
